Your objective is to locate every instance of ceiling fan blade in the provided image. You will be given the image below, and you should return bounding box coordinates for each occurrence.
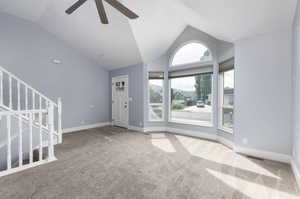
[65,0,88,14]
[104,0,139,19]
[95,0,109,24]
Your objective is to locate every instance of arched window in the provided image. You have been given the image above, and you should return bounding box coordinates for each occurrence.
[171,42,212,66]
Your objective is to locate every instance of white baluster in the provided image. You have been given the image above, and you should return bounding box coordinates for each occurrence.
[9,76,12,109]
[39,111,43,161]
[29,113,33,164]
[39,96,42,125]
[0,66,61,176]
[18,115,23,167]
[58,98,62,143]
[45,100,49,128]
[25,87,28,118]
[47,102,56,160]
[39,96,42,110]
[7,115,11,170]
[32,91,35,120]
[17,82,21,111]
[0,71,3,105]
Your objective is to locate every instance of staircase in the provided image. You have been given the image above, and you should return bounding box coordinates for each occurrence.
[0,65,62,177]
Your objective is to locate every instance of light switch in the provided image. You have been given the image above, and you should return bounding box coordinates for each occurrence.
[89,105,95,109]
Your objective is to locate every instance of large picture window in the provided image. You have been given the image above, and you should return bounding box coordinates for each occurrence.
[219,58,234,132]
[169,67,213,126]
[148,72,164,121]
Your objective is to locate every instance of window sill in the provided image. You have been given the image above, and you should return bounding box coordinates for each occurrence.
[169,119,213,128]
[218,127,233,134]
[148,120,164,122]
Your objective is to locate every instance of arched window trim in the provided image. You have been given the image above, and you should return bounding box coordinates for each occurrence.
[169,41,213,68]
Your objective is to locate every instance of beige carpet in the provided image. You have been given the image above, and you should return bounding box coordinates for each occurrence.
[0,126,299,199]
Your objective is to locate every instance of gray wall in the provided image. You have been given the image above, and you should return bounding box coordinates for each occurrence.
[0,13,110,129]
[217,41,235,62]
[292,0,300,171]
[235,30,293,154]
[109,64,144,128]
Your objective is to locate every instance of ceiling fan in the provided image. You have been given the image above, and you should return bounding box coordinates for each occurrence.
[65,0,139,24]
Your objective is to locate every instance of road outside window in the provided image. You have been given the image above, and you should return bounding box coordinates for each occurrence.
[170,73,213,126]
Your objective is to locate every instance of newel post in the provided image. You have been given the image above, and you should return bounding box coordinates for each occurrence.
[0,71,3,106]
[47,102,56,161]
[58,98,62,143]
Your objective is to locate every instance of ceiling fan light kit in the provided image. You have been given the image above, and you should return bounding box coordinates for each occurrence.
[66,0,139,24]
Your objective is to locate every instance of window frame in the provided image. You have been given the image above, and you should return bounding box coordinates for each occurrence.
[148,72,165,122]
[218,69,234,134]
[168,72,214,127]
[169,41,213,68]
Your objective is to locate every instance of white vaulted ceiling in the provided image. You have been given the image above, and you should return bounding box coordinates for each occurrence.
[0,0,143,70]
[0,0,298,69]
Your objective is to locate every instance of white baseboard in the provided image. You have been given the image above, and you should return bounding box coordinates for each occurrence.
[165,127,217,141]
[128,125,145,132]
[141,126,292,164]
[291,159,300,188]
[145,126,233,149]
[63,122,111,134]
[234,146,291,163]
[62,123,300,189]
[217,136,235,149]
[144,126,167,132]
[63,123,299,189]
[67,124,292,165]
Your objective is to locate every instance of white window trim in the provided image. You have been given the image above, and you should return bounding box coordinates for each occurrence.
[218,71,234,134]
[148,76,164,122]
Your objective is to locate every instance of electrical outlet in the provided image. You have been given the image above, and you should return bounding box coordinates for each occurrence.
[89,105,95,109]
[242,138,248,145]
[293,148,296,157]
[81,120,85,125]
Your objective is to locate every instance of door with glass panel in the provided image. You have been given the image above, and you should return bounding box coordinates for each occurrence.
[112,76,129,128]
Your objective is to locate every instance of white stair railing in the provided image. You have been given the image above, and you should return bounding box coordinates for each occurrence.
[0,105,56,177]
[0,65,62,177]
[0,66,62,143]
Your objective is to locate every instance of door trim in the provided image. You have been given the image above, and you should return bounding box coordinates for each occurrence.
[112,75,129,128]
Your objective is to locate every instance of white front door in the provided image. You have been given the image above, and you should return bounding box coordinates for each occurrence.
[112,76,129,128]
